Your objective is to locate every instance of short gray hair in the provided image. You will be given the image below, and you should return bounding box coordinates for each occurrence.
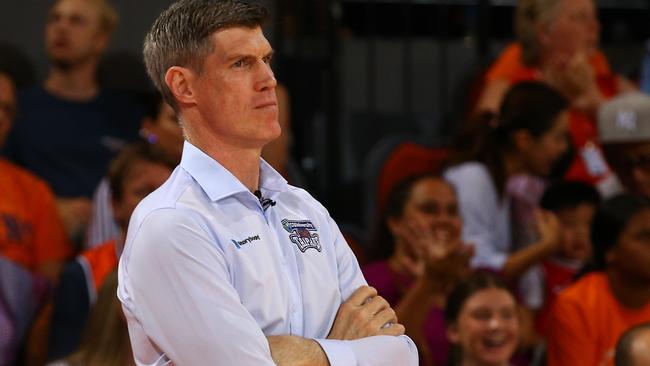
[515,0,563,66]
[143,0,269,111]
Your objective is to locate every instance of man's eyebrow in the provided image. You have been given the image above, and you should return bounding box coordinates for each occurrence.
[224,49,275,63]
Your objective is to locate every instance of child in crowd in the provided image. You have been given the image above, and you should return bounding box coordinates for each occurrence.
[445,272,521,366]
[47,143,175,361]
[535,181,601,334]
[85,93,182,249]
[546,194,650,366]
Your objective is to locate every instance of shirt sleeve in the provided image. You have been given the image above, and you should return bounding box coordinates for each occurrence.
[444,165,508,270]
[315,217,419,366]
[545,293,595,366]
[120,209,276,366]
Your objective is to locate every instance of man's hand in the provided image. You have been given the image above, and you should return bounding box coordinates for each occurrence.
[327,286,405,340]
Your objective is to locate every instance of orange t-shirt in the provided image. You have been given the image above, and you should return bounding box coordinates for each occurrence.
[78,239,118,295]
[0,158,72,271]
[546,272,650,366]
[485,43,619,186]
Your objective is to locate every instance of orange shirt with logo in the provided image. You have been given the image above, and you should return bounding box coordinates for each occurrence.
[0,159,72,271]
[546,272,650,366]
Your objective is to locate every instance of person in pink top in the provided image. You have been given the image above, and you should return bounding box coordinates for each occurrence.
[364,173,473,366]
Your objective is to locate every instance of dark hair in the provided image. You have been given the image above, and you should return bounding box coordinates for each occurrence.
[540,181,601,213]
[144,0,269,111]
[590,194,650,271]
[449,81,568,196]
[444,272,516,366]
[615,322,650,366]
[369,173,449,261]
[108,142,177,202]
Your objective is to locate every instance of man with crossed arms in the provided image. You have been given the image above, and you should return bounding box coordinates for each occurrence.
[117,0,419,364]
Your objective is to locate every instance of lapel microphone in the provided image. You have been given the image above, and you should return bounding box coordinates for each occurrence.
[254,190,276,211]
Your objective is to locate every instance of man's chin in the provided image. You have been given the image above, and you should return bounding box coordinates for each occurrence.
[50,58,75,71]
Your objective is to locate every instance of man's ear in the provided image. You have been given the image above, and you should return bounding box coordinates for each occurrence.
[165,66,196,107]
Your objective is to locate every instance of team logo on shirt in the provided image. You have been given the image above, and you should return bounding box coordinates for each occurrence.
[281,219,322,253]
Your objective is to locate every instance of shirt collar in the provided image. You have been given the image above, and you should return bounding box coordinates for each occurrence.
[180,141,288,202]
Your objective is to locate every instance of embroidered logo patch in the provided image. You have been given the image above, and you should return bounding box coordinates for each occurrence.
[230,235,260,249]
[281,219,322,252]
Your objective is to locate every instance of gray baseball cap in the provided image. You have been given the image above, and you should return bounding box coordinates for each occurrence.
[598,92,650,144]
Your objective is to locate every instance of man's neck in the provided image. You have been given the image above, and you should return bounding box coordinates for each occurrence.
[44,60,99,101]
[607,269,650,309]
[191,135,262,193]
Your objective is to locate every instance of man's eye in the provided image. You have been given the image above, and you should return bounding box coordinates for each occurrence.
[233,60,244,68]
[263,55,273,64]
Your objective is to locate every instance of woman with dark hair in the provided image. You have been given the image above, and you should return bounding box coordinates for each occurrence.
[546,194,650,366]
[476,0,635,189]
[364,173,473,366]
[444,81,568,284]
[444,273,520,366]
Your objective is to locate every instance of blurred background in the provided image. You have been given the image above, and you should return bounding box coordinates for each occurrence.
[2,0,649,226]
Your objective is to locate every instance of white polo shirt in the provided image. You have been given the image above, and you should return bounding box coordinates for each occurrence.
[117,141,418,366]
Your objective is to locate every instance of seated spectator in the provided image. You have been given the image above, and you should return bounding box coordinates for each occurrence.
[363,173,473,366]
[444,272,521,366]
[0,69,72,283]
[47,271,134,366]
[546,194,650,366]
[47,143,175,361]
[615,323,650,366]
[85,93,182,248]
[444,82,567,284]
[476,0,635,191]
[598,92,650,198]
[535,181,601,334]
[3,0,144,242]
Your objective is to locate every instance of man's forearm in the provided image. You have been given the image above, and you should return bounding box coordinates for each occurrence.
[267,335,329,366]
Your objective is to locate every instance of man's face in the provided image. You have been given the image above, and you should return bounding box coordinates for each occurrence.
[604,143,650,198]
[45,0,109,68]
[541,0,600,59]
[556,204,595,262]
[188,26,280,150]
[608,209,650,282]
[0,74,16,148]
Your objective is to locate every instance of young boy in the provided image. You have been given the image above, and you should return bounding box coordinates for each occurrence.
[536,181,601,334]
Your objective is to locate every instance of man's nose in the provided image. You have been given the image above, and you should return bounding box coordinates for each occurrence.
[256,62,277,91]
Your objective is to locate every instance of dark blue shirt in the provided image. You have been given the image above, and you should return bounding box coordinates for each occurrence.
[4,86,143,198]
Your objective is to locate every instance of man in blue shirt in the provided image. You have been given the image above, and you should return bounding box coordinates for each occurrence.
[4,0,143,240]
[117,1,419,365]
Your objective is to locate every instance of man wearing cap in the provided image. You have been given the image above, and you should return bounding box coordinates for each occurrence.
[599,92,650,198]
[117,1,419,365]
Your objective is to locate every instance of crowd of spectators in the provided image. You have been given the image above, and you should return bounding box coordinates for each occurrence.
[1,0,650,365]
